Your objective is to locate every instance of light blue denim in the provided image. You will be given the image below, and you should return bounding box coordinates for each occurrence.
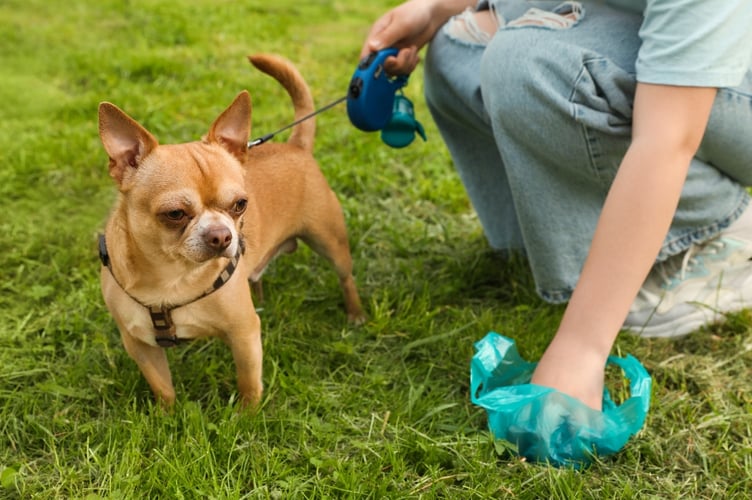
[424,0,752,303]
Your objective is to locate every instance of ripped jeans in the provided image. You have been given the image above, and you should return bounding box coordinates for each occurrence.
[424,0,752,303]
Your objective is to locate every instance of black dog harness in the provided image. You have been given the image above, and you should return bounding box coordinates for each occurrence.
[98,234,244,347]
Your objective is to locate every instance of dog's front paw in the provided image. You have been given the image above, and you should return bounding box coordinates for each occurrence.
[347,310,367,326]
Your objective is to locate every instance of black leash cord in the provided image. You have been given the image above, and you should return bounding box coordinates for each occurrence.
[247,95,348,148]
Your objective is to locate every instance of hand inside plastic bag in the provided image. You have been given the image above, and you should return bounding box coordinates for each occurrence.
[471,332,652,468]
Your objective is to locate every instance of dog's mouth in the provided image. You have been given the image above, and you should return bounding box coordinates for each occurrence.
[195,239,238,262]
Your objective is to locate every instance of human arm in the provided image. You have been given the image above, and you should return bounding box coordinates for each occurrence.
[531,83,718,409]
[360,0,475,74]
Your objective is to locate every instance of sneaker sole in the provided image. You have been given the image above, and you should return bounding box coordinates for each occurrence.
[622,308,724,338]
[624,265,752,338]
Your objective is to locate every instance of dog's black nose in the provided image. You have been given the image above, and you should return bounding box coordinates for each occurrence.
[205,226,232,251]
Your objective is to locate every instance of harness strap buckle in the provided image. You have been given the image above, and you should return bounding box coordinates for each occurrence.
[148,305,180,348]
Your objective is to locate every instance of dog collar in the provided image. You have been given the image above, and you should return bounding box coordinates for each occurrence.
[98,234,245,348]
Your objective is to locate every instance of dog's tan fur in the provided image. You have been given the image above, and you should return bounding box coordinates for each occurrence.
[98,54,364,408]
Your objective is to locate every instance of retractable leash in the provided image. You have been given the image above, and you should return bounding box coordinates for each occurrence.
[248,48,426,149]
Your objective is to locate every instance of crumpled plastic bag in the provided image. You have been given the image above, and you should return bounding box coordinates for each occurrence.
[471,332,652,467]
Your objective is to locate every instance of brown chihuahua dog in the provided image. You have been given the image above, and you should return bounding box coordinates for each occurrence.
[98,54,365,408]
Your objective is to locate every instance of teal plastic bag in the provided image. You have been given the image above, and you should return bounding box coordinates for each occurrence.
[471,332,652,467]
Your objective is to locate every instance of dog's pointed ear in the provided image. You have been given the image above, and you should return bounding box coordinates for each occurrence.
[206,91,251,162]
[98,102,159,185]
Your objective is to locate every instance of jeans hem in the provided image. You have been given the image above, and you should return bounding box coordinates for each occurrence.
[658,189,751,261]
[538,287,574,304]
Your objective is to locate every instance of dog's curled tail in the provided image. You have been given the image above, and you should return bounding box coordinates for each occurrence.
[248,53,316,153]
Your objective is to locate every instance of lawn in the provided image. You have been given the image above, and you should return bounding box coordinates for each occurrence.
[1,0,750,498]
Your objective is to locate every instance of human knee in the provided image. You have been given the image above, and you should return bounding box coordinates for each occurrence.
[424,28,486,124]
[479,2,587,120]
[444,6,503,44]
[479,31,551,123]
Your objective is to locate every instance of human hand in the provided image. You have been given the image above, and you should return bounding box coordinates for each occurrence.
[360,0,472,75]
[530,332,608,411]
[360,0,433,75]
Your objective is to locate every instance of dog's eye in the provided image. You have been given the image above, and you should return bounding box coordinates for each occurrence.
[233,199,248,215]
[164,209,187,222]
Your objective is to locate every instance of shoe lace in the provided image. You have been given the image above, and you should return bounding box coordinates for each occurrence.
[654,238,727,287]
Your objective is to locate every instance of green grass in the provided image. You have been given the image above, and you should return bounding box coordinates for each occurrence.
[1,0,750,497]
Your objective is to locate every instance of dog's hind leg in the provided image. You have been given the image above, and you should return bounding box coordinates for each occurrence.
[301,198,366,324]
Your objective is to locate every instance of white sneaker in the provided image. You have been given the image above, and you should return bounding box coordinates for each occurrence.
[623,236,752,338]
